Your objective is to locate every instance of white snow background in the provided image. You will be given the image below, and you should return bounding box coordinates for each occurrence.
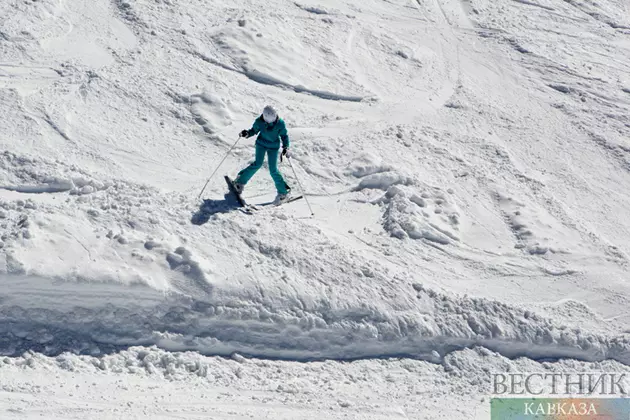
[1,0,630,418]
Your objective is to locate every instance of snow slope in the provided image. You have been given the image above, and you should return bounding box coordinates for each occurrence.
[1,0,630,417]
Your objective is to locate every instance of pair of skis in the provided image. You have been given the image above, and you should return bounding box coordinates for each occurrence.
[224,176,303,213]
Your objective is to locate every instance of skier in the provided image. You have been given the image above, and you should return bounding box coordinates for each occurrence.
[233,105,291,203]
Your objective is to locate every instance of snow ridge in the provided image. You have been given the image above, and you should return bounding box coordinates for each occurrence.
[1,273,629,366]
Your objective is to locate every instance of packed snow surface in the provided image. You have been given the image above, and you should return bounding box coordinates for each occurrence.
[1,0,629,417]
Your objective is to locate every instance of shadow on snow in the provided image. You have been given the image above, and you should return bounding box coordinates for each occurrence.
[191,193,241,225]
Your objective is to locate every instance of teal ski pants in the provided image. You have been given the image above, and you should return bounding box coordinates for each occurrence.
[235,144,289,194]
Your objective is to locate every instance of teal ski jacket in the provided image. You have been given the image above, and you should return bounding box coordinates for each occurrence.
[245,116,290,150]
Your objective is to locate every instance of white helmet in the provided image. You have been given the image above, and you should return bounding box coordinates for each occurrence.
[262,105,278,123]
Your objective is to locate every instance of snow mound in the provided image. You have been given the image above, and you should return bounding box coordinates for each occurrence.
[0,151,110,196]
[377,185,461,244]
[495,191,574,255]
[346,153,413,192]
[189,92,234,136]
[295,3,332,16]
[345,153,394,178]
[354,172,414,192]
[345,154,461,242]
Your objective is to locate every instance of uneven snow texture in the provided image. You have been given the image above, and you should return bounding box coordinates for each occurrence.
[2,346,630,419]
[1,0,630,417]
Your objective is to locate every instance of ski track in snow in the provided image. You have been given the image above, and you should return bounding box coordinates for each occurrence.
[1,0,630,417]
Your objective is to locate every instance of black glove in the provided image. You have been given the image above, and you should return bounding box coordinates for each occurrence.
[280,147,290,162]
[239,129,249,138]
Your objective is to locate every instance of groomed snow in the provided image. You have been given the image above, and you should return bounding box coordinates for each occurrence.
[1,0,630,417]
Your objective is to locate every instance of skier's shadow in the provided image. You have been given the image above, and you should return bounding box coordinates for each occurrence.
[191,194,241,225]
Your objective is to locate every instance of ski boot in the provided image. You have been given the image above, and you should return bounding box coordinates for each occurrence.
[274,188,292,205]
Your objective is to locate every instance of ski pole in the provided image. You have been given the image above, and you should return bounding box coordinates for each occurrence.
[197,136,242,200]
[287,157,315,216]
